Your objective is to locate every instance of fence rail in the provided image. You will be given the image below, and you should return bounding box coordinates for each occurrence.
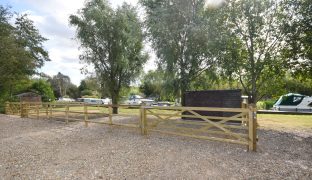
[5,101,257,151]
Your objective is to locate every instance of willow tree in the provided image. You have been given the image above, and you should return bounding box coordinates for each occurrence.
[141,0,217,105]
[218,0,287,103]
[70,0,147,113]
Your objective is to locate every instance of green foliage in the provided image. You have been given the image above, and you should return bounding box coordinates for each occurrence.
[256,100,276,110]
[78,76,103,98]
[281,0,312,78]
[216,0,287,103]
[0,5,49,105]
[67,84,80,99]
[283,77,312,96]
[141,0,219,104]
[70,0,147,109]
[139,70,163,99]
[29,80,55,102]
[81,89,93,96]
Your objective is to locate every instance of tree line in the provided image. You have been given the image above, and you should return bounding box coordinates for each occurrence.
[70,0,311,109]
[1,0,311,113]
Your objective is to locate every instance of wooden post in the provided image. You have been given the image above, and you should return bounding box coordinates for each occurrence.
[49,103,52,119]
[5,102,9,115]
[65,104,69,124]
[108,105,113,125]
[20,102,27,118]
[248,104,257,151]
[140,105,144,134]
[143,108,147,135]
[242,102,248,126]
[84,103,88,127]
[45,104,49,119]
[36,103,39,119]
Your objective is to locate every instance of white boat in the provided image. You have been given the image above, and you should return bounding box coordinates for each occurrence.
[273,93,312,112]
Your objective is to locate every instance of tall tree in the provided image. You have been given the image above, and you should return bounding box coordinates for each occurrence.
[70,0,147,113]
[49,72,71,98]
[218,0,287,103]
[281,0,312,78]
[141,0,217,105]
[0,6,49,99]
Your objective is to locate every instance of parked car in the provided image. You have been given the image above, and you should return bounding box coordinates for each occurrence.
[125,95,154,105]
[77,98,104,104]
[57,97,75,102]
[101,98,112,105]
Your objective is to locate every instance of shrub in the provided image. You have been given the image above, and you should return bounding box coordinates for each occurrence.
[257,100,276,110]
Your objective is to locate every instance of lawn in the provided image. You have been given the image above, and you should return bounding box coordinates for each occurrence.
[36,105,312,132]
[257,114,312,131]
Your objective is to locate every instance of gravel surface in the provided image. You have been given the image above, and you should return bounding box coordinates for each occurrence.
[0,114,311,179]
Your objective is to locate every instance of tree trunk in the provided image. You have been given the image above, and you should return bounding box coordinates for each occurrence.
[111,92,119,114]
[180,78,189,106]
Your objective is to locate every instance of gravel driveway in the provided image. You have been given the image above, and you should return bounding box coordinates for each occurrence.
[0,114,311,179]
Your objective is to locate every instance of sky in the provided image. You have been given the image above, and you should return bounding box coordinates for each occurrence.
[1,0,222,86]
[1,0,157,85]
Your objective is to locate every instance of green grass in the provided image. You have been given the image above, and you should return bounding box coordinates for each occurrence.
[43,105,312,132]
[257,114,312,131]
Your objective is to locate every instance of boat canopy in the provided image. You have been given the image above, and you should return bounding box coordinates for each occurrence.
[274,93,306,106]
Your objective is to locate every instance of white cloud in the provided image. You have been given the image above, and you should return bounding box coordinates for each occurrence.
[9,0,155,85]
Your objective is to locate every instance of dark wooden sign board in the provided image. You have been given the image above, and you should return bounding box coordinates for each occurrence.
[183,89,242,119]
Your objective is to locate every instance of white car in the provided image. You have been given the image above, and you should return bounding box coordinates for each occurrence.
[126,95,154,105]
[101,98,112,105]
[57,97,75,102]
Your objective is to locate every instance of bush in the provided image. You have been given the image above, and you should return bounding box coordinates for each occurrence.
[257,100,276,110]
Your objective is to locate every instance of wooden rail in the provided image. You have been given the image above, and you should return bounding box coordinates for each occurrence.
[5,102,257,151]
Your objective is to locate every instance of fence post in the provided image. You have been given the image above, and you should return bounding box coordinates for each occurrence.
[45,104,49,119]
[20,102,26,118]
[143,107,147,135]
[84,103,88,127]
[49,103,52,119]
[108,105,113,125]
[5,102,9,115]
[36,103,39,119]
[248,104,257,151]
[140,105,144,134]
[65,103,69,124]
[242,102,248,126]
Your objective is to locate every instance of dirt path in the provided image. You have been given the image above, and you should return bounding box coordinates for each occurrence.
[0,114,311,179]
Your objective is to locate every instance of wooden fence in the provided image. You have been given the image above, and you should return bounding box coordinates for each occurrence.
[5,102,257,151]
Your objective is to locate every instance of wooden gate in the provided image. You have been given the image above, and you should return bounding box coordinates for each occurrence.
[140,105,257,151]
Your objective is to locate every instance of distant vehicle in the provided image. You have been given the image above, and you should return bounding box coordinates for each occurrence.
[101,98,112,105]
[152,101,171,106]
[77,98,108,105]
[57,97,75,102]
[125,95,154,105]
[273,93,312,112]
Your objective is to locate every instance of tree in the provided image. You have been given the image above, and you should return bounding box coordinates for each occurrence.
[67,84,80,99]
[217,0,287,103]
[0,6,49,100]
[139,70,164,99]
[141,0,217,105]
[281,0,312,78]
[78,75,103,98]
[29,79,55,102]
[51,72,71,97]
[70,0,147,113]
